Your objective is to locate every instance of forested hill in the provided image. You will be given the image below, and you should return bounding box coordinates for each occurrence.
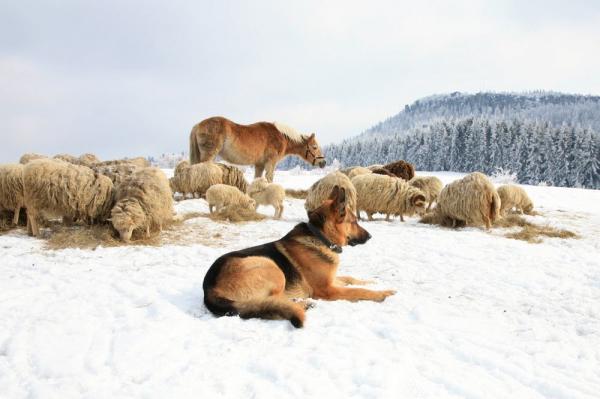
[361,91,600,140]
[278,91,600,189]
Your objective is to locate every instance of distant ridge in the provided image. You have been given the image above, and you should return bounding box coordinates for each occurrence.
[359,91,600,140]
[278,91,600,189]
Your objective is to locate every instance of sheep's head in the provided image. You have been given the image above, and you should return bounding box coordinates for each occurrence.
[248,178,268,195]
[247,198,257,209]
[110,198,146,242]
[410,193,427,215]
[169,177,178,193]
[174,160,190,175]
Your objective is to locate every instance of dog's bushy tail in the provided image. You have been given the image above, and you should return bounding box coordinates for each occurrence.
[236,297,305,328]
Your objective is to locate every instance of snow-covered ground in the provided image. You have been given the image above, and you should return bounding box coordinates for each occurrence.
[1,170,599,399]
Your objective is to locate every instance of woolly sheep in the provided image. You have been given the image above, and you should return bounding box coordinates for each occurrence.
[217,163,248,193]
[171,160,223,198]
[247,177,285,219]
[304,172,357,213]
[23,159,114,237]
[94,157,150,168]
[351,173,427,221]
[347,166,373,180]
[497,185,534,216]
[0,164,24,225]
[53,153,79,164]
[206,184,256,214]
[426,172,500,229]
[110,167,173,242]
[409,176,444,211]
[92,163,139,185]
[78,153,101,166]
[370,167,396,177]
[19,153,46,164]
[381,160,415,180]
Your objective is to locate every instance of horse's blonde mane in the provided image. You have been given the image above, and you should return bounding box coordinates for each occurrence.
[273,122,306,143]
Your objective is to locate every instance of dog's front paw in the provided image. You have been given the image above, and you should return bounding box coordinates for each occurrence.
[375,290,396,302]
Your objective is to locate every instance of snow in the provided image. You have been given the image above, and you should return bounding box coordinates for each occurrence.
[1,170,600,399]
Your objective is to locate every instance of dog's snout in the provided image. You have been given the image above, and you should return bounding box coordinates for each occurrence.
[366,232,372,240]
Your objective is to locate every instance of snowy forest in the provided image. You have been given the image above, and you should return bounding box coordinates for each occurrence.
[279,92,600,189]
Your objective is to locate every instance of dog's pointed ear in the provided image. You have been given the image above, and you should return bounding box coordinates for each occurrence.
[328,185,340,201]
[330,186,347,219]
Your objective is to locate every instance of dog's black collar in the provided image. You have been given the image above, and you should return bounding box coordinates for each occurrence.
[306,222,343,253]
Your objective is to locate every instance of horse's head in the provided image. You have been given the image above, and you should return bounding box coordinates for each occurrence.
[303,133,326,168]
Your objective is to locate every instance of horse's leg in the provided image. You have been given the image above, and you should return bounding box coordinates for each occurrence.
[265,162,276,183]
[254,164,265,179]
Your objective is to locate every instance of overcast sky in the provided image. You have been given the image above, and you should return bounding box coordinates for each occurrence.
[1,0,599,162]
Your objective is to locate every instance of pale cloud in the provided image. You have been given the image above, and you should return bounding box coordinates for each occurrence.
[1,0,599,162]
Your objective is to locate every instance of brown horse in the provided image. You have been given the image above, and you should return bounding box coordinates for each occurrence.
[189,117,326,182]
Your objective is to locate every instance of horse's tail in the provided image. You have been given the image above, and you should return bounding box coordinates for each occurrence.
[189,126,201,164]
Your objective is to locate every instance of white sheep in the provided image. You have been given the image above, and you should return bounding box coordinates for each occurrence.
[92,163,139,185]
[206,184,256,214]
[409,176,444,211]
[94,157,150,168]
[171,160,223,198]
[305,172,357,213]
[23,158,114,236]
[0,164,24,225]
[247,177,285,219]
[347,166,373,180]
[497,185,534,216]
[110,167,173,242]
[425,172,500,229]
[351,173,427,221]
[19,153,47,164]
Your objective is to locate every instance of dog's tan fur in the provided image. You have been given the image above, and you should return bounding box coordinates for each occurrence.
[203,186,395,327]
[189,116,326,182]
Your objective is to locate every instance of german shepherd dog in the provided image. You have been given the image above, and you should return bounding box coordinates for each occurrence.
[203,186,396,328]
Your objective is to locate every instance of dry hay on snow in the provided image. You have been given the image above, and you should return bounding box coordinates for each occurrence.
[493,214,577,243]
[420,211,577,244]
[284,188,308,199]
[42,210,264,250]
[208,206,267,223]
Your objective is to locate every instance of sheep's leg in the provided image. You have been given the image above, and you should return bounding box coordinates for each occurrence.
[367,212,374,221]
[209,204,214,213]
[426,202,432,212]
[28,211,40,237]
[12,208,20,226]
[277,204,284,219]
[385,214,391,221]
[400,214,404,222]
[146,225,151,237]
[63,216,74,226]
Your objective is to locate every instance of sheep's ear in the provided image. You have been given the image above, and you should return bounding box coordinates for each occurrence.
[412,194,426,206]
